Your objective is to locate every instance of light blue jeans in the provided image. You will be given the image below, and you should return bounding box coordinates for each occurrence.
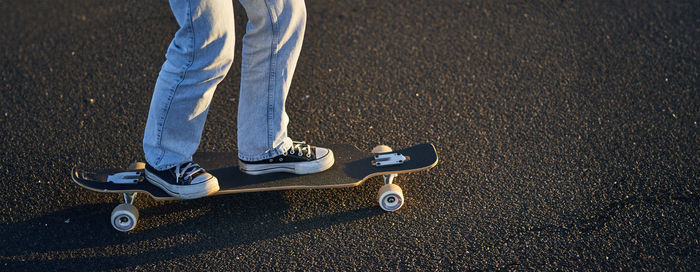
[143,0,306,170]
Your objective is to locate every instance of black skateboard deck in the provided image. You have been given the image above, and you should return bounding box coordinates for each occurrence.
[72,143,437,231]
[72,143,438,200]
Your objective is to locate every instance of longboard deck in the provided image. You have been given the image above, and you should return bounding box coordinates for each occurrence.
[72,143,438,200]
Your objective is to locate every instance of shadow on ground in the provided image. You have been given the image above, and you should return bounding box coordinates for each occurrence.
[2,191,383,270]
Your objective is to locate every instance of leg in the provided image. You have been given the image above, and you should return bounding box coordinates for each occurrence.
[236,0,307,161]
[235,0,334,175]
[143,0,235,170]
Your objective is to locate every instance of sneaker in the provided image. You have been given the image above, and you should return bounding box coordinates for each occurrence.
[144,162,219,199]
[239,141,334,175]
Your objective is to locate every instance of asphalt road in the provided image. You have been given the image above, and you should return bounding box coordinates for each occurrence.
[1,0,698,270]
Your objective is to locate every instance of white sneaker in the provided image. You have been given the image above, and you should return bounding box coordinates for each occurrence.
[144,162,219,199]
[239,142,334,175]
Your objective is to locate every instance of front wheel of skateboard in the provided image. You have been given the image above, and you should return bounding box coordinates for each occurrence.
[111,203,139,232]
[377,184,404,212]
[372,145,392,153]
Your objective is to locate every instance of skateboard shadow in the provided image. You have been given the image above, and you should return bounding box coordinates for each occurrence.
[2,190,384,270]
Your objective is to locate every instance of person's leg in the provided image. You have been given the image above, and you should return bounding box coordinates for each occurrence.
[236,0,306,161]
[144,0,235,169]
[142,0,234,198]
[236,0,333,175]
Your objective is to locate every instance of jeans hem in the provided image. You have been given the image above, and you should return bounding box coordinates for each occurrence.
[237,138,292,161]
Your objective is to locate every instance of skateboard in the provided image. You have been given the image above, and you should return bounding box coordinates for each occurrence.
[72,143,438,231]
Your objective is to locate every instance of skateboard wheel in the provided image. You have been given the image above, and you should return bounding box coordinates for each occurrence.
[377,183,404,212]
[111,203,139,232]
[372,145,392,154]
[128,162,146,170]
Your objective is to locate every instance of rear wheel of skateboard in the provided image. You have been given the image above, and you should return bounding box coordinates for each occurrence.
[128,162,146,170]
[377,184,404,211]
[372,145,392,153]
[111,203,139,232]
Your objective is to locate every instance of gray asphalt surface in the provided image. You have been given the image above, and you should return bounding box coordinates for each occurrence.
[1,0,698,270]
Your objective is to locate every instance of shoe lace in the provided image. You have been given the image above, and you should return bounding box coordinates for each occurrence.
[175,162,203,184]
[287,141,313,158]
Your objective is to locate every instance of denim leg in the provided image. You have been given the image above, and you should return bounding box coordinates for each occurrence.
[143,0,235,170]
[237,0,306,161]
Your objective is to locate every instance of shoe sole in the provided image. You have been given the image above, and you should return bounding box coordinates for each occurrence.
[144,171,220,199]
[239,149,335,175]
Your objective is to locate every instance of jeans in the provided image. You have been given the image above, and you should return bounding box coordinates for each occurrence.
[143,0,306,170]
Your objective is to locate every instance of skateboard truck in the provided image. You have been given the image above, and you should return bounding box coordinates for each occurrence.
[370,148,400,184]
[107,171,142,184]
[371,145,406,212]
[111,163,145,232]
[371,153,410,167]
